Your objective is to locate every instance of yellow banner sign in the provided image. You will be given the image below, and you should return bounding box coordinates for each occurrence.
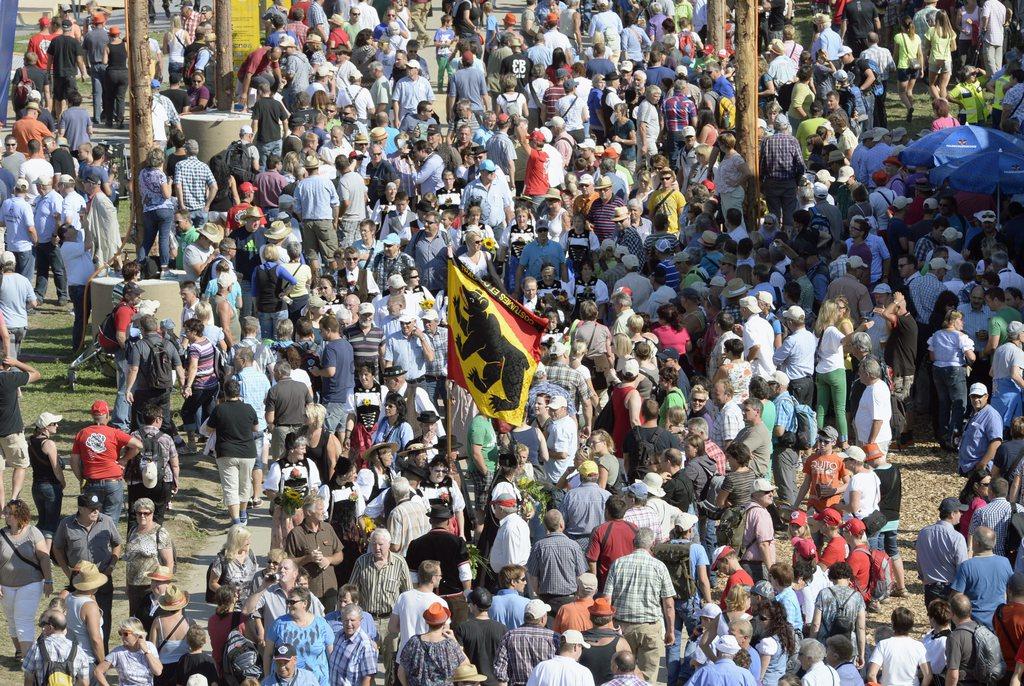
[231,0,261,70]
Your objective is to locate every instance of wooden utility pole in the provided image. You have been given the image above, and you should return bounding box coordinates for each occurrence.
[734,0,760,227]
[215,0,234,109]
[126,0,153,240]
[707,0,725,53]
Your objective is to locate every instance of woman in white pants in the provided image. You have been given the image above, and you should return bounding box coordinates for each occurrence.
[0,499,52,658]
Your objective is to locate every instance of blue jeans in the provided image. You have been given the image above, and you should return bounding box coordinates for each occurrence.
[69,284,87,349]
[89,64,106,121]
[84,479,125,525]
[31,481,63,538]
[188,209,209,228]
[34,241,68,302]
[14,250,34,282]
[140,206,175,268]
[667,598,689,686]
[258,310,288,340]
[113,348,131,430]
[934,365,968,446]
[257,139,283,169]
[699,515,717,549]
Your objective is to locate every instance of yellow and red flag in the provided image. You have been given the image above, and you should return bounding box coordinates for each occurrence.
[447,260,547,425]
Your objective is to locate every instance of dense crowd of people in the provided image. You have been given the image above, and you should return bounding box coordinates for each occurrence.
[5,0,1024,684]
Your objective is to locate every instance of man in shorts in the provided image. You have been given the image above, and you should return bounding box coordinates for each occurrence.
[0,356,41,503]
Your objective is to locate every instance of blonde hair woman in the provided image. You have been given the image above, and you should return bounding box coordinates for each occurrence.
[928,309,976,450]
[207,525,258,610]
[627,314,658,347]
[95,618,162,686]
[927,11,956,99]
[304,403,342,485]
[814,299,855,446]
[163,16,189,81]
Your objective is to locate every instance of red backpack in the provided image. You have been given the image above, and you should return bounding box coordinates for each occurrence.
[12,68,33,111]
[852,547,893,601]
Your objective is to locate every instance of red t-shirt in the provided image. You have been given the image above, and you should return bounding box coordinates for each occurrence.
[226,203,266,231]
[524,147,549,196]
[238,47,275,78]
[847,545,872,600]
[27,31,55,69]
[72,424,134,480]
[820,535,848,568]
[720,569,755,609]
[98,302,137,351]
[587,520,638,587]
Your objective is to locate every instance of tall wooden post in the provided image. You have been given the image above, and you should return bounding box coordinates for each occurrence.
[734,0,760,227]
[215,0,234,109]
[707,0,726,53]
[126,0,154,241]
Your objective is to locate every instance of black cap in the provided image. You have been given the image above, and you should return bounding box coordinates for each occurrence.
[61,19,72,28]
[656,347,680,362]
[273,643,297,660]
[381,366,407,378]
[939,497,969,515]
[417,410,440,424]
[78,493,102,510]
[428,500,453,520]
[82,172,102,185]
[402,463,429,481]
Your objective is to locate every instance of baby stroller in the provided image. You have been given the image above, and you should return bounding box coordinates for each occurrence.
[67,335,117,390]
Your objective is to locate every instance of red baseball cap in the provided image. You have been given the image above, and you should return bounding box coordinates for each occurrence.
[530,130,545,143]
[239,182,256,193]
[789,510,807,528]
[39,16,50,25]
[711,545,735,571]
[792,537,818,561]
[701,179,716,192]
[813,507,842,527]
[90,400,110,414]
[841,518,866,536]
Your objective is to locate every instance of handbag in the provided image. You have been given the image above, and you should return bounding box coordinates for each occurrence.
[583,323,612,372]
[862,510,888,537]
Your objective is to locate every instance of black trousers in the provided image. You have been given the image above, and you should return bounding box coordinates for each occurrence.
[102,68,129,126]
[790,376,814,407]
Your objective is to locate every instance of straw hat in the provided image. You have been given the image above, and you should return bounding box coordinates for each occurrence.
[198,223,224,244]
[611,206,630,222]
[329,13,345,25]
[264,221,291,241]
[72,561,108,592]
[722,278,750,299]
[158,584,190,611]
[364,441,398,462]
[451,665,488,683]
[147,565,175,582]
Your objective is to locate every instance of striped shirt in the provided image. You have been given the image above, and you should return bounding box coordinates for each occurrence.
[587,197,625,242]
[349,552,412,617]
[187,338,218,389]
[345,324,385,375]
[494,625,559,686]
[603,549,675,625]
[525,532,589,596]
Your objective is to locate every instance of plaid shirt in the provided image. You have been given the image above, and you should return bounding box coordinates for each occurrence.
[183,10,201,41]
[544,362,589,412]
[624,505,663,541]
[154,94,180,127]
[236,366,271,431]
[604,675,652,686]
[705,439,727,475]
[616,227,646,262]
[173,156,216,211]
[603,549,676,625]
[910,273,947,324]
[969,497,1017,555]
[662,93,697,132]
[759,133,805,181]
[526,532,589,596]
[494,626,559,686]
[329,628,379,686]
[423,325,448,376]
[23,635,93,681]
[712,400,744,446]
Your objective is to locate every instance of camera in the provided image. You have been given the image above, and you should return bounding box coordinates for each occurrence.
[265,572,280,583]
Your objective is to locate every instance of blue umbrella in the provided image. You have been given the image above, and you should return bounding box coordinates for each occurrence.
[898,125,1024,167]
[929,149,1024,195]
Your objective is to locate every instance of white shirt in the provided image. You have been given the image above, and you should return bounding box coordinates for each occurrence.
[798,568,831,625]
[815,326,846,374]
[803,662,842,686]
[742,313,777,379]
[921,630,947,676]
[392,589,448,653]
[844,469,881,520]
[21,158,54,202]
[854,379,893,444]
[868,635,928,686]
[526,655,596,686]
[490,513,531,572]
[544,414,579,482]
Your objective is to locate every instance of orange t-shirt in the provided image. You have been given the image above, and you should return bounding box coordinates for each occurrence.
[802,453,848,511]
[553,598,594,633]
[12,118,53,154]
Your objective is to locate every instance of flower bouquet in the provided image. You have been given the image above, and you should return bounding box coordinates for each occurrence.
[273,487,306,516]
[517,477,551,512]
[467,543,486,575]
[359,515,377,534]
[421,297,436,311]
[481,237,498,253]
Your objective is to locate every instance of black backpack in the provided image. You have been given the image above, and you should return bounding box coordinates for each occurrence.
[224,141,255,185]
[628,427,658,482]
[825,587,857,638]
[222,626,263,685]
[126,431,169,485]
[35,635,78,686]
[143,338,173,390]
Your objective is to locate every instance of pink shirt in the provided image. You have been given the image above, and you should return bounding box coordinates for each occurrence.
[653,325,692,356]
[742,503,776,562]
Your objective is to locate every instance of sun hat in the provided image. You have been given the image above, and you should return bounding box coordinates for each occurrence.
[722,278,750,299]
[423,602,451,624]
[641,473,666,498]
[158,584,189,611]
[34,412,62,428]
[451,665,488,683]
[72,561,108,592]
[589,597,616,616]
[147,565,175,582]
